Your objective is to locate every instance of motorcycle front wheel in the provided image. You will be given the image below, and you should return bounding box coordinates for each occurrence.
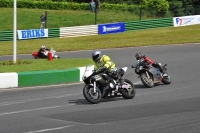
[162,75,171,84]
[141,72,154,88]
[121,79,136,99]
[83,84,101,104]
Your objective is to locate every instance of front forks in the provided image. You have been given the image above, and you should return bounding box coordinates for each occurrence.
[93,81,96,93]
[146,71,150,79]
[138,71,150,79]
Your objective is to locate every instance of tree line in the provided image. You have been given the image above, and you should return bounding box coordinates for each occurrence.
[2,0,200,16]
[51,0,200,16]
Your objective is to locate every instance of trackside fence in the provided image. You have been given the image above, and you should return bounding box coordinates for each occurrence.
[60,25,98,38]
[0,31,13,42]
[48,28,60,38]
[125,18,173,31]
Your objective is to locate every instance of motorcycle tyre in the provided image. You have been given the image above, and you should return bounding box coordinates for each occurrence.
[83,84,101,104]
[141,73,154,88]
[53,56,60,59]
[162,75,171,84]
[121,79,136,99]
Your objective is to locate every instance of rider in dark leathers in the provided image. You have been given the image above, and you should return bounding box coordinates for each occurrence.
[134,53,167,75]
[37,45,50,58]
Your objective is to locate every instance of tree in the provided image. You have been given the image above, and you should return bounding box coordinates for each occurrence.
[167,0,199,16]
[146,0,169,17]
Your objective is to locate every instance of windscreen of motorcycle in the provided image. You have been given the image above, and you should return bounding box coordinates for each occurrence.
[82,65,94,80]
[136,60,140,66]
[44,51,48,56]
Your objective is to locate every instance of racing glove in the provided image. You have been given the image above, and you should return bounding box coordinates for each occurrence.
[98,66,106,73]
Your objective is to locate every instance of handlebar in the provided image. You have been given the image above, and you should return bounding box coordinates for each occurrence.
[131,65,135,68]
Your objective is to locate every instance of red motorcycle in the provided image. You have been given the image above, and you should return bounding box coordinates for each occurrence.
[32,48,60,59]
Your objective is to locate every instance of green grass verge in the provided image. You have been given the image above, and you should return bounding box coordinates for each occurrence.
[0,8,142,31]
[0,58,93,73]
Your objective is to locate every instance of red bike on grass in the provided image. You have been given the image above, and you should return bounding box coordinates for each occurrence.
[32,48,60,59]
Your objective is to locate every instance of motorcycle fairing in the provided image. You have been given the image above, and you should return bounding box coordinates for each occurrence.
[148,66,162,82]
[82,65,94,81]
[93,74,108,87]
[117,68,125,78]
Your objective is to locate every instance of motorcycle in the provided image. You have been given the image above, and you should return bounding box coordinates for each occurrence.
[132,59,171,88]
[32,47,60,59]
[82,64,136,104]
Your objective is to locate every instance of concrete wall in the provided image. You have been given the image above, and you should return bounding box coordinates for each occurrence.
[0,67,86,89]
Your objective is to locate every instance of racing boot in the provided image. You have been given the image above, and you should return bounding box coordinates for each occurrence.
[114,78,123,97]
[162,66,168,77]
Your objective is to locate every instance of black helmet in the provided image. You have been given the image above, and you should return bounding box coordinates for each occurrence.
[135,53,142,60]
[92,50,102,62]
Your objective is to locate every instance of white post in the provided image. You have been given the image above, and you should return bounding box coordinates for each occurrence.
[13,0,17,63]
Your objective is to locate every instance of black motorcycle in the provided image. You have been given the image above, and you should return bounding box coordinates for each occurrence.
[132,60,171,88]
[82,65,136,104]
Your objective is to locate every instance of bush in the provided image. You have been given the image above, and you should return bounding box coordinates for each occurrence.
[2,59,32,65]
[0,0,13,7]
[0,0,145,13]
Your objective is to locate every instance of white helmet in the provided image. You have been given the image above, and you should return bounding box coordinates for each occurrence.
[92,50,102,62]
[41,44,46,49]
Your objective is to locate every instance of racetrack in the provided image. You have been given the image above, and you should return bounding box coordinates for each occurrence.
[0,43,200,133]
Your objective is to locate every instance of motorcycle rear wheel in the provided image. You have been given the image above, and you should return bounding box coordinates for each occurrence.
[121,79,136,99]
[83,85,101,104]
[141,73,154,88]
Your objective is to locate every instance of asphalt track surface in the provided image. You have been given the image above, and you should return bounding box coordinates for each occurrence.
[0,43,200,133]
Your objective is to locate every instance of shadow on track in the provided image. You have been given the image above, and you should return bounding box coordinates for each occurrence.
[134,83,166,89]
[68,97,130,105]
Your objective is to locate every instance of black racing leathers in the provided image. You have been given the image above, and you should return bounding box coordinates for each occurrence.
[37,48,50,58]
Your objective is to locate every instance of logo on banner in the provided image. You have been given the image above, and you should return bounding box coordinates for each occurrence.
[21,29,45,38]
[176,18,182,25]
[102,26,121,32]
[18,29,48,40]
[176,17,194,25]
[98,22,124,35]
